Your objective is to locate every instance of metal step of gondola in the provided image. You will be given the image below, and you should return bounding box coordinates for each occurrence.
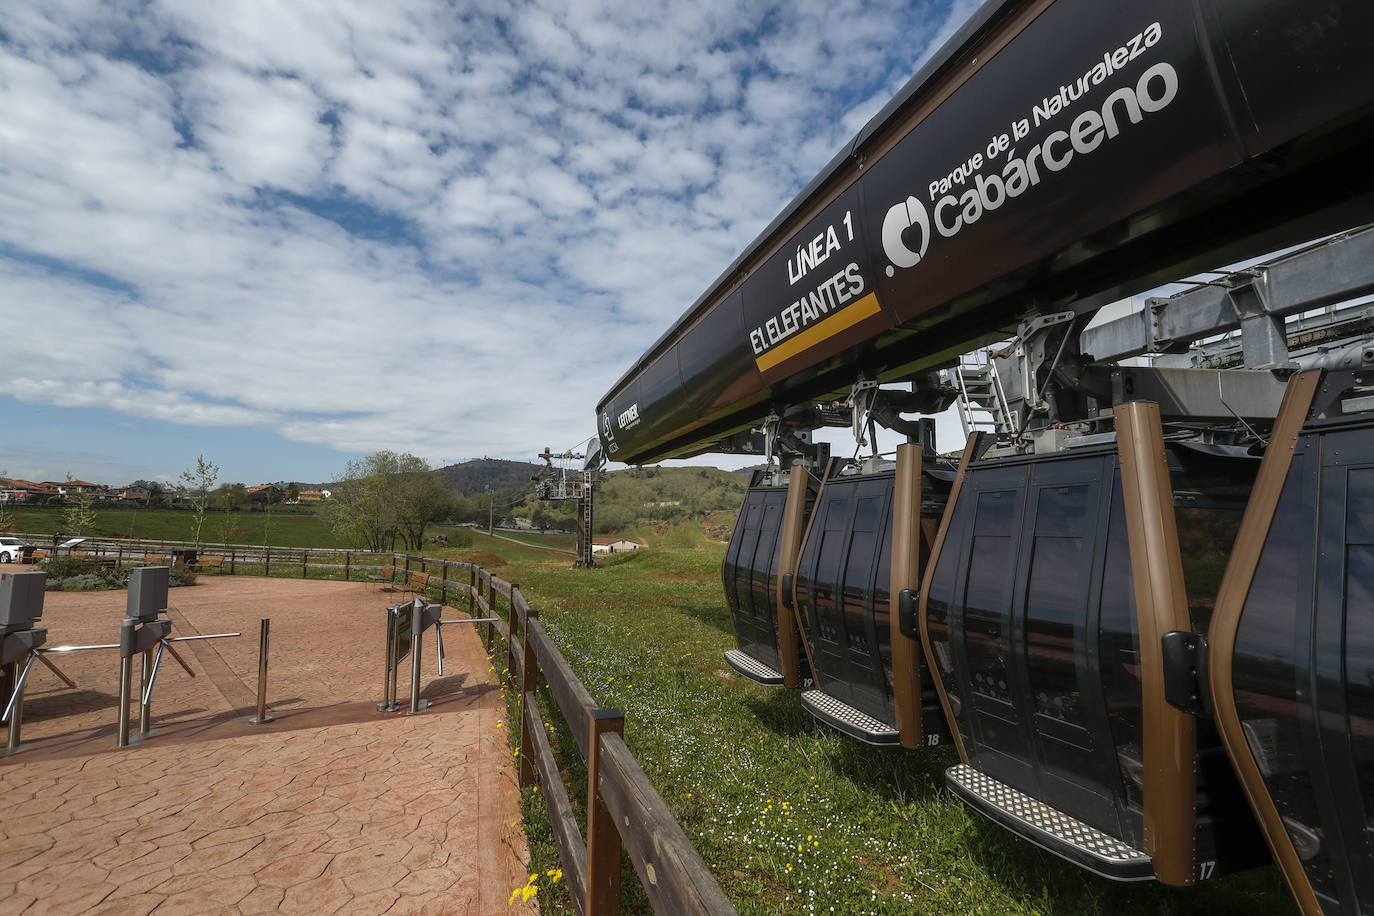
[723,649,784,685]
[800,690,900,745]
[945,764,1154,881]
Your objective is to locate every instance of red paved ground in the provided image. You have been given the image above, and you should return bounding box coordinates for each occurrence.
[0,576,534,914]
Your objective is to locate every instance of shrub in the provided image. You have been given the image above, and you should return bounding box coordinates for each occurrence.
[60,574,105,592]
[42,555,105,579]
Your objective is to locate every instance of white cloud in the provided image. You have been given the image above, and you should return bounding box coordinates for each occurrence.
[0,0,965,475]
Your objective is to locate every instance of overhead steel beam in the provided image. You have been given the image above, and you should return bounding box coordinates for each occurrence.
[1082,228,1374,365]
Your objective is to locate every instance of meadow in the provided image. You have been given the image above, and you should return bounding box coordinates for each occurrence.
[5,505,346,548]
[440,526,1295,916]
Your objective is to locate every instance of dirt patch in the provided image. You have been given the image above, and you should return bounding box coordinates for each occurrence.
[461,550,508,569]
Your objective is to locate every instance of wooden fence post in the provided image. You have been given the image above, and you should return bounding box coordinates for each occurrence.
[230,549,236,575]
[301,549,307,579]
[519,598,538,788]
[345,552,351,581]
[586,708,626,915]
[440,563,448,606]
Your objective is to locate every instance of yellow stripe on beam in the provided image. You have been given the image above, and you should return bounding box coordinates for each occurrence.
[754,292,882,372]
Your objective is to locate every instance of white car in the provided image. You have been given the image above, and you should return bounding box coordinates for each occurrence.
[0,537,25,563]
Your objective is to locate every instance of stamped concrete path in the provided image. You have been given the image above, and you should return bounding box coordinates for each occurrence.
[0,576,534,914]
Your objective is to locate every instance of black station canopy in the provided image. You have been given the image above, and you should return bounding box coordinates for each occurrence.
[596,0,1374,466]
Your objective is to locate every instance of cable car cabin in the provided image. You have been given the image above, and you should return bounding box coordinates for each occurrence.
[791,459,952,747]
[922,420,1271,884]
[723,467,818,687]
[1211,370,1374,915]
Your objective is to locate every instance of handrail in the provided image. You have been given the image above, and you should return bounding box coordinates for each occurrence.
[503,583,738,916]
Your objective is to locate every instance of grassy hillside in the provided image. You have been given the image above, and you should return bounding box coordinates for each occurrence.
[437,458,544,495]
[594,465,745,532]
[442,529,1293,916]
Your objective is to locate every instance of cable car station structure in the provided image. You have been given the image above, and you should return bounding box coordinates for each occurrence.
[596,1,1374,911]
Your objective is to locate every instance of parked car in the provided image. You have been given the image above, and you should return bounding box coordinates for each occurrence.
[0,536,25,563]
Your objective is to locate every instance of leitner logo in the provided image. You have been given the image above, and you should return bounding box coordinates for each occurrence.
[881,195,930,278]
[618,403,641,430]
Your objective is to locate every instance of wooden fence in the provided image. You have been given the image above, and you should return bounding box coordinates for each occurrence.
[11,532,737,914]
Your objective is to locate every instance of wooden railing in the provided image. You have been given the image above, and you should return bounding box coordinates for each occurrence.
[456,564,738,916]
[14,533,736,914]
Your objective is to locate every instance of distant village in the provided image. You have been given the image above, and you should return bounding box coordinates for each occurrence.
[0,478,330,505]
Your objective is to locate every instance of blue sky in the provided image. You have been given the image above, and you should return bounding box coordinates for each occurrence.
[0,0,978,486]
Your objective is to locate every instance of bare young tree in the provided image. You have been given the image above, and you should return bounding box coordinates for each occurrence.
[180,454,220,551]
[61,473,98,536]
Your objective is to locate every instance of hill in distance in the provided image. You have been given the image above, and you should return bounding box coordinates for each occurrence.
[437,459,545,496]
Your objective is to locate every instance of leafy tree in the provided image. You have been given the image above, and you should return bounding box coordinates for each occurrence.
[286,482,301,503]
[324,451,450,552]
[216,483,247,510]
[179,454,219,550]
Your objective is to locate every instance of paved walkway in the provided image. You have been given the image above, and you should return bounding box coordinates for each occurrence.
[0,576,533,914]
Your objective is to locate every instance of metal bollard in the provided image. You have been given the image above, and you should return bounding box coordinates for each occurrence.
[409,600,427,713]
[117,621,134,747]
[249,618,274,724]
[5,659,22,754]
[139,645,154,738]
[379,606,395,711]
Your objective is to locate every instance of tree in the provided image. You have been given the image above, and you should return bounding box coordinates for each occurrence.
[61,473,98,536]
[324,451,450,552]
[216,483,247,511]
[286,482,301,503]
[179,455,220,550]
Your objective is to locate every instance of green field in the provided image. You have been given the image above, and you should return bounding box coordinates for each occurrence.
[449,527,1294,916]
[5,505,345,548]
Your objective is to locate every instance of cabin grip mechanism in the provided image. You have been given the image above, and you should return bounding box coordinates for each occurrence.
[1161,631,1211,718]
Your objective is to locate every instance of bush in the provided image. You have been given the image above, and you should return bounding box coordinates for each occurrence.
[60,574,105,592]
[42,555,106,579]
[39,558,200,591]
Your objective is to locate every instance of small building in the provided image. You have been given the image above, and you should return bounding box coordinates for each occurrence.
[246,484,284,502]
[591,538,643,555]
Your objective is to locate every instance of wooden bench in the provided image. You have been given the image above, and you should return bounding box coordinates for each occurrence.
[370,564,397,591]
[408,571,430,594]
[143,553,171,564]
[197,555,225,570]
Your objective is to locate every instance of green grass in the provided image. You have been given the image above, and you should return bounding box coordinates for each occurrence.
[460,530,1295,916]
[487,529,579,551]
[6,505,346,548]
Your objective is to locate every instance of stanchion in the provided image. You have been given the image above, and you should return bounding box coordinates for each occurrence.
[249,617,274,724]
[409,600,428,713]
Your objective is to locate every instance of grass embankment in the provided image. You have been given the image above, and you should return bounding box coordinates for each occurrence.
[447,529,1294,916]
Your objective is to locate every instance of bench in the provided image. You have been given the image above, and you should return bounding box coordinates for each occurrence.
[408,571,430,594]
[370,563,397,591]
[143,553,171,564]
[197,555,225,570]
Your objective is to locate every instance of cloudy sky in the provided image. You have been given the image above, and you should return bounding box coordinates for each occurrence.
[1,0,979,486]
